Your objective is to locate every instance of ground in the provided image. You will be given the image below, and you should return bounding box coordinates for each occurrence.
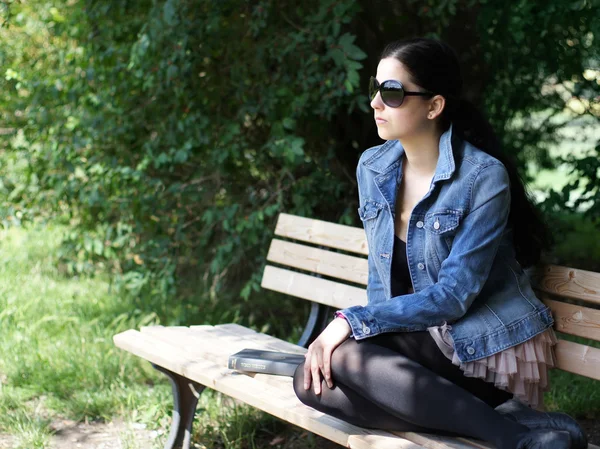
[0,417,598,449]
[582,419,600,447]
[0,419,161,449]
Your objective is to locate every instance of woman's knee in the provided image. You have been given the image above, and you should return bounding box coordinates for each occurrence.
[293,362,312,405]
[293,340,364,404]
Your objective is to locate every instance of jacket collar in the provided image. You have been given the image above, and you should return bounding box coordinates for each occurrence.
[362,123,458,183]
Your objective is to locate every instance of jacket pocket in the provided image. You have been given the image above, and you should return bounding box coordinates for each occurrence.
[424,211,463,272]
[424,211,461,234]
[358,200,384,243]
[358,200,384,222]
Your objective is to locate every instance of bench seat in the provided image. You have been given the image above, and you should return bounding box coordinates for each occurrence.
[115,323,520,449]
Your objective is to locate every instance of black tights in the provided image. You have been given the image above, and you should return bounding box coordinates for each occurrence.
[293,331,531,449]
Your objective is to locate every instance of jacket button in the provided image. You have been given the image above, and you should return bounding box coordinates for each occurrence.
[466,346,475,355]
[417,262,425,270]
[416,221,424,228]
[433,221,440,230]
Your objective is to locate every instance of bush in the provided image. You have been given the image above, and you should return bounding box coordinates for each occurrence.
[1,0,599,329]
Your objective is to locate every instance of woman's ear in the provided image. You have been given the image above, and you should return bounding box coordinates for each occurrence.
[427,95,446,120]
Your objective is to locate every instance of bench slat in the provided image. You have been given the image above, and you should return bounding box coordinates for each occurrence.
[532,265,600,306]
[214,323,307,353]
[141,326,304,393]
[266,239,368,285]
[261,265,368,309]
[390,432,492,449]
[554,339,600,380]
[275,213,369,255]
[348,433,442,449]
[540,297,600,342]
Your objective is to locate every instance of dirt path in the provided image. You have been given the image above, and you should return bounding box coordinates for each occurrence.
[0,419,163,449]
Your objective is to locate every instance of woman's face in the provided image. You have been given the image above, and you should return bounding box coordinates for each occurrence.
[371,58,432,141]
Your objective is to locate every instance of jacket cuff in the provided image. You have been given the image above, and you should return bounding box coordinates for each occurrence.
[338,305,380,340]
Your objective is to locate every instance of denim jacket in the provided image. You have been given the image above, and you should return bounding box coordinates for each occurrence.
[339,124,553,363]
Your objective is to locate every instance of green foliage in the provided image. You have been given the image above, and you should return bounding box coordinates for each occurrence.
[1,0,599,323]
[1,0,366,314]
[477,0,600,178]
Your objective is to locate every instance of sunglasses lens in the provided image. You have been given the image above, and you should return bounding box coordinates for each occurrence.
[368,77,378,101]
[369,78,405,107]
[381,81,405,107]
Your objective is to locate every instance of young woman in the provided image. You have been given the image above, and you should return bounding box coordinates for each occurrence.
[293,38,587,449]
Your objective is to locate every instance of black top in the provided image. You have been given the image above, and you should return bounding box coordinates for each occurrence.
[391,235,413,297]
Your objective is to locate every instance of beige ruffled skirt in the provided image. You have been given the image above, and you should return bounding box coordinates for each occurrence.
[428,324,558,409]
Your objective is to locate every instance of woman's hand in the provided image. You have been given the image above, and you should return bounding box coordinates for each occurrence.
[303,317,352,394]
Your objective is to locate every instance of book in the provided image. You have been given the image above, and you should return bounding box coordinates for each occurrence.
[228,348,306,377]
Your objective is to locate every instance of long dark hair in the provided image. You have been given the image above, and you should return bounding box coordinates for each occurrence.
[381,37,553,268]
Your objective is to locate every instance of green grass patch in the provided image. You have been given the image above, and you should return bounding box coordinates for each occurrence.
[0,386,52,449]
[0,224,326,448]
[545,333,600,417]
[0,225,172,442]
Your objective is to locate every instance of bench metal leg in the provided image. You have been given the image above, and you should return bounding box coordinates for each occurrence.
[152,364,206,449]
[297,302,333,348]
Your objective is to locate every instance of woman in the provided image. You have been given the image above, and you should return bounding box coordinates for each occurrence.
[292,38,587,449]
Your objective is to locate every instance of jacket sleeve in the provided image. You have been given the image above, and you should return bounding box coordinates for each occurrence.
[340,163,511,340]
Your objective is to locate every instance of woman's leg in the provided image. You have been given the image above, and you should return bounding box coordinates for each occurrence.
[293,329,503,433]
[293,363,436,432]
[294,333,570,449]
[374,331,586,449]
[369,331,513,407]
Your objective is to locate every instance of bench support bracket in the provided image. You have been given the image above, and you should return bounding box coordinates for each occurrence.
[152,363,205,449]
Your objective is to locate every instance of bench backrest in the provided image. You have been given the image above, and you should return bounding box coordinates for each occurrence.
[261,213,600,381]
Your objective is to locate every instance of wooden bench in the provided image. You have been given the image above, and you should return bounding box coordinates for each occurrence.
[114,213,600,449]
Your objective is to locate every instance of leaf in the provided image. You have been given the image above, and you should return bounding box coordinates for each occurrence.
[282,117,296,130]
[163,0,177,26]
[332,21,341,37]
[93,239,103,255]
[338,32,366,60]
[174,149,188,163]
[344,79,354,93]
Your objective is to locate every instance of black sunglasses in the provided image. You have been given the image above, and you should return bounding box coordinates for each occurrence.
[369,76,434,108]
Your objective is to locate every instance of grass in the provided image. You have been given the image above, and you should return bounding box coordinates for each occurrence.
[0,224,171,447]
[0,387,52,449]
[1,219,599,448]
[0,224,331,448]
